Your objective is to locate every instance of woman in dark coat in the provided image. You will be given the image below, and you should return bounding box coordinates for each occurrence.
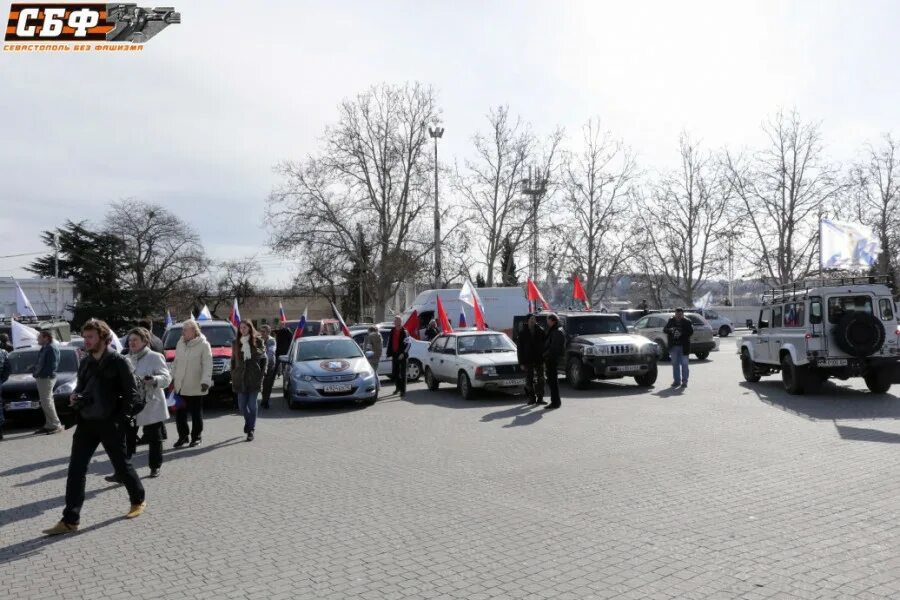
[232,321,266,441]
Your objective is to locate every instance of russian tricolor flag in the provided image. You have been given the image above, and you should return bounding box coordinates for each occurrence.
[293,307,308,339]
[458,308,467,328]
[330,302,352,337]
[278,301,288,324]
[164,310,174,328]
[229,298,241,328]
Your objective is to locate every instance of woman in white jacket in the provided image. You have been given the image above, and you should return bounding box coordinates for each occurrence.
[172,320,212,448]
[125,327,172,478]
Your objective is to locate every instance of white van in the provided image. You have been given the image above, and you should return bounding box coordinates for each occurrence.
[402,287,529,337]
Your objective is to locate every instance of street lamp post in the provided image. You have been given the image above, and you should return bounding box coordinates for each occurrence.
[428,125,444,289]
[521,166,548,280]
[357,222,365,322]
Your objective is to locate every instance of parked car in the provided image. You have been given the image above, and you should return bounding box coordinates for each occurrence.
[688,308,734,337]
[279,336,379,408]
[162,320,236,395]
[632,312,717,360]
[618,309,649,331]
[350,327,427,382]
[1,346,79,418]
[423,330,524,399]
[740,276,900,395]
[513,311,659,389]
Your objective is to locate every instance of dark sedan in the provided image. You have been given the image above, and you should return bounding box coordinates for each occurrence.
[1,347,80,418]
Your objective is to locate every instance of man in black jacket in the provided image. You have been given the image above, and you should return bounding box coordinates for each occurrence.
[43,319,147,536]
[663,308,694,388]
[517,314,546,405]
[386,316,410,397]
[543,313,566,410]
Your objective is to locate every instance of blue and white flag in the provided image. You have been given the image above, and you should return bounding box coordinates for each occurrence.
[164,310,174,328]
[820,218,881,270]
[197,305,212,321]
[15,281,37,318]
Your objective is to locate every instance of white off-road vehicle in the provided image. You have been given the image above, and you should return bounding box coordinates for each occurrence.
[739,276,900,395]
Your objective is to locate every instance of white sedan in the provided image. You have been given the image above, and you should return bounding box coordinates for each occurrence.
[423,331,525,399]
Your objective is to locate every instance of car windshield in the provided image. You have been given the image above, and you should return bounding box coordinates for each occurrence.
[163,325,235,349]
[295,339,363,361]
[9,349,78,374]
[568,316,626,335]
[457,334,515,354]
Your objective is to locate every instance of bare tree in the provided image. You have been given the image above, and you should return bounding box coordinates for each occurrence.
[726,110,842,284]
[557,118,636,306]
[850,133,900,288]
[104,198,208,312]
[266,83,439,320]
[217,256,260,302]
[637,134,733,305]
[455,106,534,286]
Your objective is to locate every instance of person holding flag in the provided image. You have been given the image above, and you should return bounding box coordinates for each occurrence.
[231,320,265,441]
[386,316,410,397]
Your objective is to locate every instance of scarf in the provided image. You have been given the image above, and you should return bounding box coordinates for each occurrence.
[241,335,252,360]
[128,345,150,367]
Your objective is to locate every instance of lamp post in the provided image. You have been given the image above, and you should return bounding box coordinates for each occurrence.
[428,125,444,289]
[521,166,548,280]
[357,222,365,322]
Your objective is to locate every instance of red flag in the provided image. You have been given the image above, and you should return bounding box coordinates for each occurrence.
[403,310,420,340]
[435,296,454,333]
[330,302,352,336]
[473,299,487,331]
[573,274,591,309]
[526,278,551,310]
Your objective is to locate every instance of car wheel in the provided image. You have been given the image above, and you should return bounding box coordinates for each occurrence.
[655,339,670,361]
[780,353,806,395]
[458,371,475,400]
[741,349,761,382]
[566,357,589,390]
[406,359,422,382]
[695,352,710,360]
[718,325,731,337]
[634,362,658,387]
[425,368,440,391]
[864,369,892,394]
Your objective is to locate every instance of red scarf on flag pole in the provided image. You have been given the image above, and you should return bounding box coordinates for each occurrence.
[526,278,551,311]
[573,274,591,309]
[436,296,454,333]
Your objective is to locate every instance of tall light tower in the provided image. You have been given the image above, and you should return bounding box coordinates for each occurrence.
[428,125,444,289]
[521,166,548,280]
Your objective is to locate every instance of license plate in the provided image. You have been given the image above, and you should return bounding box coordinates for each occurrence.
[9,400,39,410]
[819,358,848,367]
[502,379,525,386]
[323,384,352,393]
[616,365,642,372]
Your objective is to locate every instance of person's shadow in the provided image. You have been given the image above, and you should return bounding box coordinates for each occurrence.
[480,404,532,423]
[0,515,122,566]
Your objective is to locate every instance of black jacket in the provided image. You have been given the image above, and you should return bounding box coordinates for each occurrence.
[149,334,164,354]
[544,324,566,363]
[664,317,694,352]
[517,323,546,366]
[275,327,294,357]
[425,325,440,341]
[74,348,140,423]
[386,327,409,358]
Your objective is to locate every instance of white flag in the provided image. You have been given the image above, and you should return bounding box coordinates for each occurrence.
[11,319,40,349]
[15,281,37,318]
[458,279,479,308]
[694,291,713,309]
[821,218,881,269]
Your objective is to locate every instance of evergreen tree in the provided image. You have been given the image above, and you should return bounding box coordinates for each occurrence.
[475,272,487,288]
[343,237,372,322]
[499,235,518,286]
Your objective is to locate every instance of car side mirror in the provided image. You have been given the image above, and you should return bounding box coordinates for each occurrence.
[758,320,769,329]
[278,355,290,364]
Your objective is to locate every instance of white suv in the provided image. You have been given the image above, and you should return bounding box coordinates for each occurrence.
[739,277,900,394]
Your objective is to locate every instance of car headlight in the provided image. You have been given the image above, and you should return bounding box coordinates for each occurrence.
[55,380,76,394]
[301,374,313,382]
[582,346,596,356]
[640,344,658,355]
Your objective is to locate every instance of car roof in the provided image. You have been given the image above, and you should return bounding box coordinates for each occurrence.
[442,330,502,336]
[296,335,354,342]
[171,320,233,327]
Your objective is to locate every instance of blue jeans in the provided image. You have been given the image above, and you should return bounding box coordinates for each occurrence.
[670,345,689,384]
[237,392,259,433]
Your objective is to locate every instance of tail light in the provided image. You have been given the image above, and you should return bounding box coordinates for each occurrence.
[804,333,812,340]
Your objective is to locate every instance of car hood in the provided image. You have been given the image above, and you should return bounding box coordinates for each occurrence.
[457,351,519,365]
[292,356,372,377]
[2,372,77,391]
[574,334,655,347]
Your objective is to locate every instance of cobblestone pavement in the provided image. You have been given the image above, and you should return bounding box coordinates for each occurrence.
[2,338,900,599]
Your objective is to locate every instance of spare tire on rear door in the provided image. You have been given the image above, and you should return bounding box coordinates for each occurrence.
[833,311,885,357]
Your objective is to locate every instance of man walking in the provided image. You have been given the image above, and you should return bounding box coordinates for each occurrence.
[33,330,63,435]
[259,325,277,409]
[386,316,409,397]
[517,314,546,406]
[664,308,694,388]
[43,319,146,536]
[543,314,565,410]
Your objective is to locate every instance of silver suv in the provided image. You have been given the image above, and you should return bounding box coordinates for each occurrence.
[739,276,900,394]
[632,311,717,360]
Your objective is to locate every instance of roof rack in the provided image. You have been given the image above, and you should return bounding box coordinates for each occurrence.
[761,275,894,305]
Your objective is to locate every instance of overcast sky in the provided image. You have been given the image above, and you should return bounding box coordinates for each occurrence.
[2,0,898,286]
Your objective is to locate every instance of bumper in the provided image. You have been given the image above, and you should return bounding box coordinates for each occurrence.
[473,375,526,390]
[584,355,656,378]
[289,375,379,403]
[809,356,900,380]
[211,371,232,391]
[2,392,73,416]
